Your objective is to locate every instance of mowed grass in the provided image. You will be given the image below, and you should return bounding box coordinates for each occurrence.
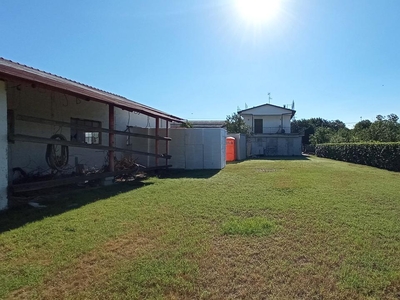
[1,156,400,299]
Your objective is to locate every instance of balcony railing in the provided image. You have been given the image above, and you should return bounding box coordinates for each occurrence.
[254,127,291,134]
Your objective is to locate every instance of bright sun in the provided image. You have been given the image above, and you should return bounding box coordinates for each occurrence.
[235,0,282,24]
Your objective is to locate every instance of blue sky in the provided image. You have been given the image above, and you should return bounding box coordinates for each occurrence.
[1,0,400,126]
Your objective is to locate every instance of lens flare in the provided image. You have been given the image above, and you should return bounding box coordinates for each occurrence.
[235,0,282,24]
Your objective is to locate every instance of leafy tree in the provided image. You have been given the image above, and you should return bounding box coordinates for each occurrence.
[329,120,347,131]
[353,120,372,132]
[309,127,335,145]
[291,118,347,145]
[225,112,250,134]
[330,128,352,143]
[387,113,399,123]
[180,120,193,128]
[294,113,400,145]
[291,119,315,144]
[352,120,372,141]
[368,114,400,142]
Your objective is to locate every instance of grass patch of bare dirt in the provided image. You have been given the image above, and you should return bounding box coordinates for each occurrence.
[8,230,161,300]
[197,213,362,300]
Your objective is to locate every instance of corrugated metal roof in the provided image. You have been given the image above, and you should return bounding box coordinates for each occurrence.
[189,120,226,128]
[0,57,184,122]
[170,120,226,129]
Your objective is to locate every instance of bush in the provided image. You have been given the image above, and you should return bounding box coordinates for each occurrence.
[315,143,400,172]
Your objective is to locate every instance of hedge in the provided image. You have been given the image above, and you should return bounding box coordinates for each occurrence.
[315,143,400,172]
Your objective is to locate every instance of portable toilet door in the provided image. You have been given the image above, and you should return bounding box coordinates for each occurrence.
[226,137,236,162]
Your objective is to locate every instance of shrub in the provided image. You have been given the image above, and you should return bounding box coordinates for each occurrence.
[315,143,400,171]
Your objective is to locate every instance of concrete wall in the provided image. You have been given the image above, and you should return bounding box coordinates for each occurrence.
[6,79,162,178]
[169,128,226,169]
[0,81,8,210]
[247,135,302,156]
[227,133,247,161]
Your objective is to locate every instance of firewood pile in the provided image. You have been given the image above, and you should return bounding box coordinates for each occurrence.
[115,156,140,171]
[114,157,146,181]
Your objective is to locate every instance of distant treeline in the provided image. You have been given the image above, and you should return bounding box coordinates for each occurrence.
[291,114,400,145]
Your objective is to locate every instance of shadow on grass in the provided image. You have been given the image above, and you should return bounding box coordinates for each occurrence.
[249,155,310,161]
[0,181,152,234]
[226,160,246,165]
[159,169,221,179]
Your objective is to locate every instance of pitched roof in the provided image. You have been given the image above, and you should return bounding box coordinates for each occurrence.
[238,103,296,118]
[0,57,184,122]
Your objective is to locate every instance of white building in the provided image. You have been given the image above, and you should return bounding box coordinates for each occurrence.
[238,103,303,157]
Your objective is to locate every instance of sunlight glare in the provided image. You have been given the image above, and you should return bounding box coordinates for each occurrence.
[235,0,281,24]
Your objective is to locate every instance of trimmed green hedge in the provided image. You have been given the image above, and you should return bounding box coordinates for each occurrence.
[315,143,400,172]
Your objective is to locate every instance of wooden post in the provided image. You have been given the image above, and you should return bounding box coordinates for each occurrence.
[165,120,169,167]
[109,105,115,172]
[155,117,159,166]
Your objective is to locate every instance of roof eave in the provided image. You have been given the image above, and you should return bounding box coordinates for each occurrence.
[238,103,295,114]
[0,58,185,123]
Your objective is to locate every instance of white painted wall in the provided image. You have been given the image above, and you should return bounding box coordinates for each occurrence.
[169,128,226,169]
[241,114,292,134]
[0,81,8,210]
[114,109,167,168]
[132,127,168,167]
[240,104,293,134]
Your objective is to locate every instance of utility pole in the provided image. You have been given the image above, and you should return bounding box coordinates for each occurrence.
[268,92,272,104]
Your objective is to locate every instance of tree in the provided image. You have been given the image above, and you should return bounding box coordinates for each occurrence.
[329,128,352,143]
[368,114,400,142]
[291,119,315,144]
[309,127,335,145]
[329,120,347,131]
[225,112,250,134]
[387,113,399,123]
[291,117,347,145]
[353,120,372,132]
[336,114,399,143]
[293,113,400,145]
[352,120,372,142]
[180,120,193,128]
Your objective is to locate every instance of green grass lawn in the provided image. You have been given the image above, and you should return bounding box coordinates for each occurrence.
[1,156,400,299]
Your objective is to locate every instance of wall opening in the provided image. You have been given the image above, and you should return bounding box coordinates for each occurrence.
[254,119,263,134]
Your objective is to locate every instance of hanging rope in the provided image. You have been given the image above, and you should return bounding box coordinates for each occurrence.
[45,134,69,171]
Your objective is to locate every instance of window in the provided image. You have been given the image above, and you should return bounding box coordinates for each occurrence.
[71,118,101,144]
[84,132,100,144]
[254,119,263,134]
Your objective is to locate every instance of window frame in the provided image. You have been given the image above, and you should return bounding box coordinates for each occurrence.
[70,118,102,145]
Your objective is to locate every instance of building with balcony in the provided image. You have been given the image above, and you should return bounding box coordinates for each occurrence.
[238,103,303,157]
